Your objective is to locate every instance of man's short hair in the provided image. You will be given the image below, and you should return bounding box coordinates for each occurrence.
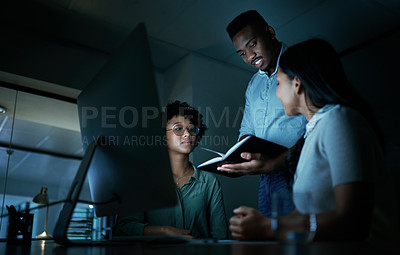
[226,10,268,40]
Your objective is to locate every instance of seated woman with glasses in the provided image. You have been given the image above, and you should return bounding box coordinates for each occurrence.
[113,100,229,239]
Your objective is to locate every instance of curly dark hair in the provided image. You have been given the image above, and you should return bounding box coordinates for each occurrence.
[163,100,207,139]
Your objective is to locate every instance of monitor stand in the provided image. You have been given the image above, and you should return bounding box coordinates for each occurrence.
[53,138,98,244]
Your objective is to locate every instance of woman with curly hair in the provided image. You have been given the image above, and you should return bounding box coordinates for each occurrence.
[113,100,229,239]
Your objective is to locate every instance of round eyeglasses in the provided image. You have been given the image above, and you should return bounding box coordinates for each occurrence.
[166,124,199,136]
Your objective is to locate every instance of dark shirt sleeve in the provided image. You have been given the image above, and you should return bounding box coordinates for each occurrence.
[112,212,147,236]
[207,177,229,239]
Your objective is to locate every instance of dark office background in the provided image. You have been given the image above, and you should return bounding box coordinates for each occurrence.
[0,0,399,238]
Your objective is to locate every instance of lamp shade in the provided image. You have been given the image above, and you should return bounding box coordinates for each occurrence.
[32,186,49,205]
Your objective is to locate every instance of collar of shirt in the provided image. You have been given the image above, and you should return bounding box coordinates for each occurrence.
[190,164,202,182]
[257,43,287,79]
[178,164,202,192]
[304,104,339,139]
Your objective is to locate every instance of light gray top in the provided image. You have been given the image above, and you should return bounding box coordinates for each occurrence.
[294,105,399,241]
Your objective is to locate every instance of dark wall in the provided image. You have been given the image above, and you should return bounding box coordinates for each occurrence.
[341,29,400,220]
[341,29,400,172]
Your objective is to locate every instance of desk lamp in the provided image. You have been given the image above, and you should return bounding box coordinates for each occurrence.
[33,186,53,239]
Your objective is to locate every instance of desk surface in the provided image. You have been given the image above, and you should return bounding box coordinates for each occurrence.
[0,239,398,255]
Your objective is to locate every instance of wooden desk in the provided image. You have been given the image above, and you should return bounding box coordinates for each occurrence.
[0,239,397,255]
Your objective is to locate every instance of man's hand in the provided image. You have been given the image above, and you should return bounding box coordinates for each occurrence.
[229,206,273,241]
[217,150,287,175]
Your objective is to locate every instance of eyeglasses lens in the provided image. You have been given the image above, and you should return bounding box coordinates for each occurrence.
[172,125,199,136]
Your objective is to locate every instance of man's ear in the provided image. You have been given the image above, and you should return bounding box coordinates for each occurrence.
[267,26,276,40]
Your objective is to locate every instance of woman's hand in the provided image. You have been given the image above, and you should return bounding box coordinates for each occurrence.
[144,226,194,238]
[229,206,273,241]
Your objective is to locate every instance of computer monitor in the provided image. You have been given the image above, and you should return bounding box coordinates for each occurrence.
[53,23,177,243]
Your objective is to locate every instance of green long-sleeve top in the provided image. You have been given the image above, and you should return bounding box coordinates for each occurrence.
[113,165,229,239]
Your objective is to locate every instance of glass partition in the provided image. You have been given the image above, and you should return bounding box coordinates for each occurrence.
[0,86,87,239]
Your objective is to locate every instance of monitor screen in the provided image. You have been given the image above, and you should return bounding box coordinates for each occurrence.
[76,23,177,217]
